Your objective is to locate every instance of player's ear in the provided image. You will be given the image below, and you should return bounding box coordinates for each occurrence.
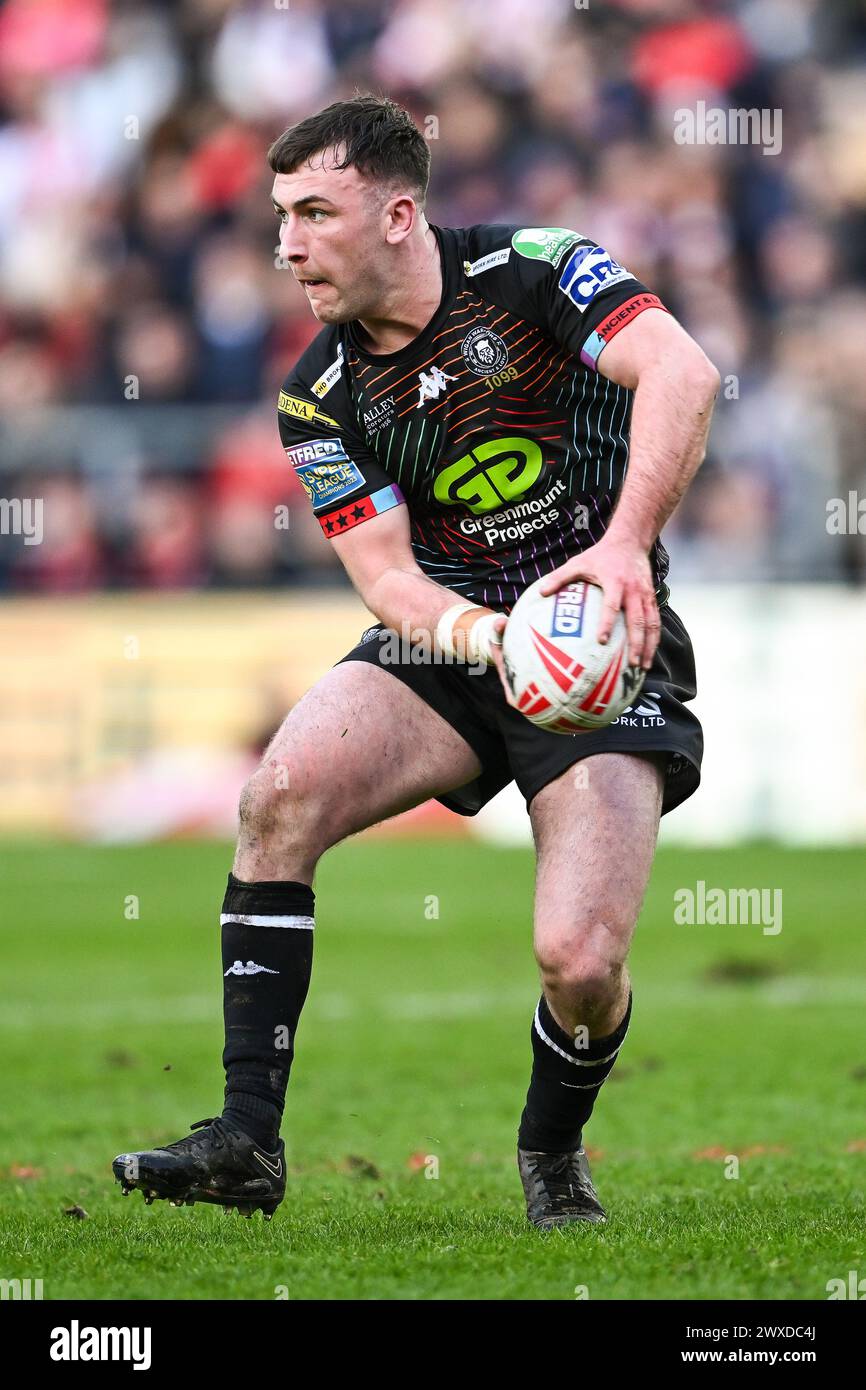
[383,193,417,244]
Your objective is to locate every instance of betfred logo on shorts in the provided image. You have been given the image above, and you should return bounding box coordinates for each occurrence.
[550,584,587,638]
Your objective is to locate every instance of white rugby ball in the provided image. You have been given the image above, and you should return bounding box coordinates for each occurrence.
[502,577,645,733]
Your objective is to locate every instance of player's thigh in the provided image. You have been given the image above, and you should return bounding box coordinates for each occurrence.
[254,660,483,839]
[529,752,665,967]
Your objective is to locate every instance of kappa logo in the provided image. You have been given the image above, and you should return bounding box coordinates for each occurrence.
[417,365,457,409]
[224,960,280,977]
[433,436,543,515]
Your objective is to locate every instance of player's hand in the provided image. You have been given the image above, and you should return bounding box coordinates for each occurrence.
[445,607,516,703]
[486,615,518,706]
[538,537,660,670]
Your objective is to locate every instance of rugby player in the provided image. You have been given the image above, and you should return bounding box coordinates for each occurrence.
[113,96,719,1229]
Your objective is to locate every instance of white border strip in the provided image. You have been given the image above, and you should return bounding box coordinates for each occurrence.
[533,1003,624,1067]
[220,913,314,930]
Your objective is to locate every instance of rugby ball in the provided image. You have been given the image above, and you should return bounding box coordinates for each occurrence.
[502,577,645,733]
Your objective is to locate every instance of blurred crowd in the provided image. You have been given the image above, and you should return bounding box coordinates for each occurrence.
[1,0,865,592]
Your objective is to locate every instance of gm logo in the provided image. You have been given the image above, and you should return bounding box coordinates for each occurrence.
[433,437,543,514]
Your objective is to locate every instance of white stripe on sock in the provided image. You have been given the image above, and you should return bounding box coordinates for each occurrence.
[533,1003,624,1067]
[220,913,314,929]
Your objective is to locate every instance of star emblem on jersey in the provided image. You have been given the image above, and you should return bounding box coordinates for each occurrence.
[416,365,457,409]
[317,484,404,537]
[461,325,509,376]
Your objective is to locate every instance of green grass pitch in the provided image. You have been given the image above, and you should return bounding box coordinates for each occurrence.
[1,838,864,1301]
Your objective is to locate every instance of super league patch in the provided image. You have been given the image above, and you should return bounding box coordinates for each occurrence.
[285,437,365,507]
[579,293,669,368]
[558,245,633,312]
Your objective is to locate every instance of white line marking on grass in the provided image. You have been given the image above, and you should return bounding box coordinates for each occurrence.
[2,978,866,1031]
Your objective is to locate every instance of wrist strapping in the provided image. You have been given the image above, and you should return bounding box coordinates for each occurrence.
[436,602,503,666]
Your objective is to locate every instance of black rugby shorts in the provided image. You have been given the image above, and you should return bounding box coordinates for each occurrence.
[337,604,702,817]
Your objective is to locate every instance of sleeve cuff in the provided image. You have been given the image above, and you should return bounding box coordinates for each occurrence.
[580,292,669,369]
[317,483,405,537]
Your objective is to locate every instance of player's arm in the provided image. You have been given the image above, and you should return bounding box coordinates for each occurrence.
[276,376,502,663]
[541,309,720,669]
[596,309,718,550]
[497,228,720,669]
[331,501,505,665]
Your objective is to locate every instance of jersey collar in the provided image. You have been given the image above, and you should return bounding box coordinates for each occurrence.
[343,224,455,366]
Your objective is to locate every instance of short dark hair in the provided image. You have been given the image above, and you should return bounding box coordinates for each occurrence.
[267,95,430,206]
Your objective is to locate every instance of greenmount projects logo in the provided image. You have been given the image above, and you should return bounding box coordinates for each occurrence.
[433,437,543,514]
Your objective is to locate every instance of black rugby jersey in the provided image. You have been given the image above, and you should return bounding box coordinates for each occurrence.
[277,223,671,612]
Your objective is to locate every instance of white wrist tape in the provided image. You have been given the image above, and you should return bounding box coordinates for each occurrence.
[436,603,503,666]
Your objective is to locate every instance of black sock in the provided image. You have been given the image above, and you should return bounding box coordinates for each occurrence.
[517,990,632,1154]
[220,873,314,1150]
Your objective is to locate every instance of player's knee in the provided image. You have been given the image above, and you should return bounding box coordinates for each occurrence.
[237,758,333,853]
[536,930,626,1008]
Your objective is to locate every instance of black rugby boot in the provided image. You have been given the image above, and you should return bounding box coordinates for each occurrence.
[518,1145,607,1230]
[112,1117,284,1219]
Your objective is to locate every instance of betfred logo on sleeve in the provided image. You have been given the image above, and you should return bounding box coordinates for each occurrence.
[284,437,365,506]
[558,245,632,312]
